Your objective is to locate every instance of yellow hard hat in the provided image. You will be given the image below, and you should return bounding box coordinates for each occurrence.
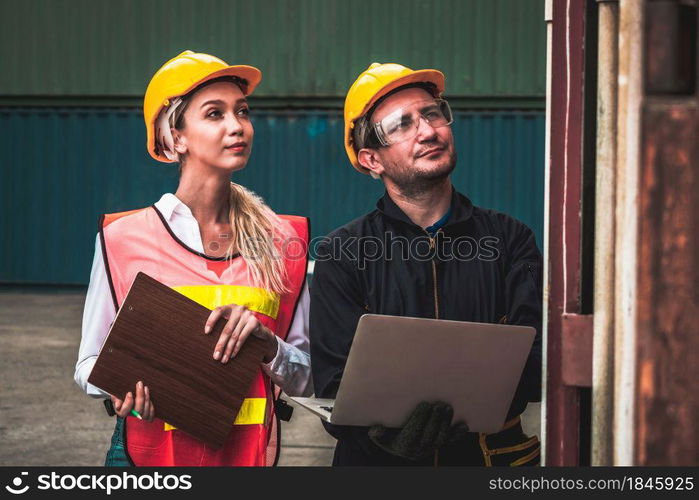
[344,62,445,173]
[144,50,262,163]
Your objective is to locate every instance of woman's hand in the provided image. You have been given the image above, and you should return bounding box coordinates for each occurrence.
[111,380,155,421]
[205,304,278,363]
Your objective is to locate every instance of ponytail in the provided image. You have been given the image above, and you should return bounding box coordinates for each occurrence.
[227,182,290,295]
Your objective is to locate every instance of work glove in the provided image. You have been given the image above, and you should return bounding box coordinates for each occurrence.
[368,401,469,461]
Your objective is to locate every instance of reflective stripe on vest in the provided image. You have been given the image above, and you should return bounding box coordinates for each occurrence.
[164,397,267,430]
[173,285,280,319]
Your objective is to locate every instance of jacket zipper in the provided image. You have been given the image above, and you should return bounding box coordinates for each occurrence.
[426,230,440,319]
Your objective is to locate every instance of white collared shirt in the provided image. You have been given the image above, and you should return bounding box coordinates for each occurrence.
[74,193,313,398]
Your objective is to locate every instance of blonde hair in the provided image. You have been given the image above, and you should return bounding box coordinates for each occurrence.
[226,182,290,295]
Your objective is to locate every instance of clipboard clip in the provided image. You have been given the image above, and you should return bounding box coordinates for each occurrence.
[103,398,116,417]
[274,398,294,422]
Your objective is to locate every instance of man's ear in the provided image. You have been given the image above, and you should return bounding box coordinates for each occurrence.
[172,128,188,155]
[357,148,384,178]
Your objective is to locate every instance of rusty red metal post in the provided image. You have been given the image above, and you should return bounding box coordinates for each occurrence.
[545,0,588,465]
[635,0,699,466]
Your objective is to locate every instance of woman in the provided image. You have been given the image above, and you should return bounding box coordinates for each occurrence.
[74,51,312,466]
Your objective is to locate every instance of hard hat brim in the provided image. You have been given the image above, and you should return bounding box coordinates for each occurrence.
[176,65,262,99]
[360,69,445,119]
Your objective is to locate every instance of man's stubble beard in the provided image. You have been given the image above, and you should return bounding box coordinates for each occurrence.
[383,149,458,199]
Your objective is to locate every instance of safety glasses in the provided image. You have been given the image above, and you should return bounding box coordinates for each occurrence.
[372,98,453,146]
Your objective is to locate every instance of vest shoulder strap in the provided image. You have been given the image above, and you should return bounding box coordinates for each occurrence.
[98,208,149,312]
[100,208,148,230]
[278,214,310,243]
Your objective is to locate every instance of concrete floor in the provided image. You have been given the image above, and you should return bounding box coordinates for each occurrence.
[0,291,539,466]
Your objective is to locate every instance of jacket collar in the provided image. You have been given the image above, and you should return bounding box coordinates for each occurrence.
[376,186,474,229]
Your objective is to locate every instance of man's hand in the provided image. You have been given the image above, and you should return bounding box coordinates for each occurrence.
[368,401,469,461]
[204,304,278,363]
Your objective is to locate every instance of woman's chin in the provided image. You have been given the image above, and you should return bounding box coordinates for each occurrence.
[214,158,249,174]
[180,155,250,175]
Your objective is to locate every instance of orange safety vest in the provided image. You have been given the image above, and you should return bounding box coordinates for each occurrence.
[99,205,309,466]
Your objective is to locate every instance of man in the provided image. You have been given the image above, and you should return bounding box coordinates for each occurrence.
[310,63,542,466]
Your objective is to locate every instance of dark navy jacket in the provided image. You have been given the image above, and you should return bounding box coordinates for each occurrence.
[309,188,542,464]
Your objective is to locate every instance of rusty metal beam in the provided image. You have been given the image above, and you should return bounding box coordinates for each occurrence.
[645,0,696,95]
[635,0,699,466]
[613,0,643,466]
[636,101,699,466]
[561,313,593,387]
[544,0,587,466]
[592,0,618,466]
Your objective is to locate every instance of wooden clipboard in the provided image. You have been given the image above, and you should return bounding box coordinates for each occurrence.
[88,272,268,448]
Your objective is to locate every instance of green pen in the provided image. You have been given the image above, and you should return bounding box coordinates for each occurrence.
[130,409,143,420]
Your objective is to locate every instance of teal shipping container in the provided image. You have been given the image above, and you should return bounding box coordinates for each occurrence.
[0,108,543,285]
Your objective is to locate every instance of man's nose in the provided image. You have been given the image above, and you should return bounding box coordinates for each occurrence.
[415,115,438,141]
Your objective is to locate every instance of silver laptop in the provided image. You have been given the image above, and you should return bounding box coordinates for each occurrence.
[292,314,536,433]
